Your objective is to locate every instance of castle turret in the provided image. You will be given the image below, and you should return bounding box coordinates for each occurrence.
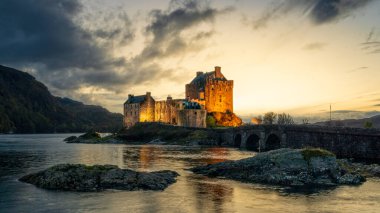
[214,66,222,78]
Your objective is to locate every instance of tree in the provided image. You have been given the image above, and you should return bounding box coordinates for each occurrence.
[277,113,294,125]
[263,112,277,125]
[364,121,373,129]
[206,115,216,128]
[302,118,309,125]
[251,115,263,125]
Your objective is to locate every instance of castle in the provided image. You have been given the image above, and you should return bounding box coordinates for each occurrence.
[123,66,234,128]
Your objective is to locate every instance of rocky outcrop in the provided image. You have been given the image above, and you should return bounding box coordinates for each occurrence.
[65,132,100,143]
[338,159,380,178]
[191,148,365,187]
[209,112,242,127]
[19,164,179,192]
[64,132,124,144]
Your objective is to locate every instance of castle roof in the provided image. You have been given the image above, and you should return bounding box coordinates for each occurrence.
[189,70,227,88]
[125,95,146,104]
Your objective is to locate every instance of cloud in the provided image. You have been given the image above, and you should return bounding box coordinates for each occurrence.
[302,42,328,50]
[361,28,380,54]
[0,0,134,91]
[374,104,380,107]
[347,66,368,73]
[0,0,230,105]
[251,0,374,29]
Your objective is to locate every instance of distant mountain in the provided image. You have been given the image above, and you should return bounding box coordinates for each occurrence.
[314,115,380,129]
[0,65,123,133]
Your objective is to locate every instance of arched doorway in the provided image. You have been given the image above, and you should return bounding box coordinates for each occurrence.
[234,134,242,148]
[246,134,260,151]
[265,134,281,151]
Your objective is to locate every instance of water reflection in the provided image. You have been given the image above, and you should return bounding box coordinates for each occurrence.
[0,134,379,213]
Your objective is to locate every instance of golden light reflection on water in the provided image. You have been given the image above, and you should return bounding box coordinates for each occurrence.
[3,134,379,213]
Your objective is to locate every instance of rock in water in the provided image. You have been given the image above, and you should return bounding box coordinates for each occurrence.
[63,136,77,142]
[191,148,365,187]
[19,164,179,192]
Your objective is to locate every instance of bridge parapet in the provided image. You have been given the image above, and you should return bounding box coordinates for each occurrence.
[218,124,380,161]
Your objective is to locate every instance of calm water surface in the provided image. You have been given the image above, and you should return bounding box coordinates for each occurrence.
[0,134,379,213]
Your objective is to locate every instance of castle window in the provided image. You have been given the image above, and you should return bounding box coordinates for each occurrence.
[220,95,222,102]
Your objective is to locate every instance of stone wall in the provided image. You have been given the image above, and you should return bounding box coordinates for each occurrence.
[155,98,184,125]
[205,79,233,113]
[178,109,207,128]
[124,103,140,128]
[219,125,380,161]
[185,84,198,100]
[139,94,155,123]
[283,126,380,160]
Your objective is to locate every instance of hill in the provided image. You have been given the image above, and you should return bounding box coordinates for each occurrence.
[314,115,380,129]
[0,65,122,133]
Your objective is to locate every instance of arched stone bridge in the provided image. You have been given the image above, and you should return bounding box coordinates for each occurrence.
[217,125,380,161]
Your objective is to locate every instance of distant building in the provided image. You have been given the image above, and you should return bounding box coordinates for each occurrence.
[123,66,234,128]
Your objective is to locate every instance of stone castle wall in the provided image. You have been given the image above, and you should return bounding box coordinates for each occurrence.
[205,79,233,113]
[124,103,140,128]
[178,109,207,128]
[138,95,155,123]
[155,99,184,125]
[185,84,198,100]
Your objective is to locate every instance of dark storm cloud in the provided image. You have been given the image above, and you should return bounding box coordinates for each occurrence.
[251,0,374,29]
[0,0,115,70]
[121,0,232,86]
[0,0,230,100]
[0,0,135,91]
[138,0,232,60]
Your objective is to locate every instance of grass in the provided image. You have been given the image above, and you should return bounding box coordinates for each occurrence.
[301,148,335,162]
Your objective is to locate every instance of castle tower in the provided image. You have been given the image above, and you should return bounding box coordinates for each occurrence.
[185,66,233,113]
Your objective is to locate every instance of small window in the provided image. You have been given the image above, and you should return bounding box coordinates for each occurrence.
[194,112,197,115]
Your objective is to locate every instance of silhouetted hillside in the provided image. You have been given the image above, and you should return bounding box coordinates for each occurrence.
[314,115,380,129]
[0,65,122,133]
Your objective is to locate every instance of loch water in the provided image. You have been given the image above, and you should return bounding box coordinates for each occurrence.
[0,134,379,213]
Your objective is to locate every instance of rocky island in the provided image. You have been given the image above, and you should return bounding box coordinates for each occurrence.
[64,123,219,145]
[191,148,369,187]
[19,164,179,192]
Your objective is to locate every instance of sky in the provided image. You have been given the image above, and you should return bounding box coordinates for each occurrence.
[1,0,380,122]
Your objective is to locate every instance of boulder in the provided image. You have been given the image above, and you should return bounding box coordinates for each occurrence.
[19,164,179,192]
[191,148,366,187]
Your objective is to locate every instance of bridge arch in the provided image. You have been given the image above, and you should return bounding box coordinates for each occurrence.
[234,134,242,148]
[265,134,281,151]
[246,134,260,151]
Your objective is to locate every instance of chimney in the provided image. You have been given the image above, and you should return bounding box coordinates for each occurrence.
[128,94,133,100]
[146,92,151,97]
[215,66,221,78]
[196,71,203,77]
